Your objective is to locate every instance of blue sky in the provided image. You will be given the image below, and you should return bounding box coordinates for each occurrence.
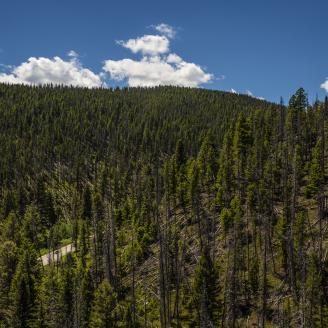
[0,0,327,103]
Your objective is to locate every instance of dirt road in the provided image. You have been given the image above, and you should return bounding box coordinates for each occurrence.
[40,244,75,266]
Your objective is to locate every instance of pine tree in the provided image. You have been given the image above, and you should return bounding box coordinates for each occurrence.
[0,241,18,323]
[83,185,93,221]
[306,139,323,197]
[33,267,64,328]
[89,279,117,328]
[78,268,94,328]
[61,261,75,327]
[8,242,41,327]
[192,247,220,327]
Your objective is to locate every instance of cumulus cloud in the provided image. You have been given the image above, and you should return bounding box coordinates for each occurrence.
[117,34,170,56]
[153,23,176,38]
[321,78,328,92]
[103,55,213,87]
[0,24,215,88]
[0,55,102,88]
[166,53,183,64]
[0,73,23,84]
[104,25,213,87]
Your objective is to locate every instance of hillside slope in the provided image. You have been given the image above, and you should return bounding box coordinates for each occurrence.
[0,85,327,327]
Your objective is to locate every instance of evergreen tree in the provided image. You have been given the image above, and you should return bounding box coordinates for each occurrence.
[89,280,117,328]
[83,185,93,221]
[8,242,41,327]
[306,139,323,197]
[192,247,220,327]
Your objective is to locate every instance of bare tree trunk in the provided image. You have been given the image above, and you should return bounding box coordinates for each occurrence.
[156,162,168,328]
[289,151,297,301]
[261,216,267,328]
[131,227,136,327]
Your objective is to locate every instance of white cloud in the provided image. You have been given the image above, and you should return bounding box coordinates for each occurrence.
[153,23,176,38]
[230,88,238,94]
[166,53,183,64]
[117,35,170,56]
[0,55,103,88]
[103,55,213,87]
[104,26,213,87]
[0,24,215,89]
[0,73,23,84]
[321,78,328,92]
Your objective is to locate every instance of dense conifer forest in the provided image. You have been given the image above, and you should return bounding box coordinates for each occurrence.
[0,83,328,327]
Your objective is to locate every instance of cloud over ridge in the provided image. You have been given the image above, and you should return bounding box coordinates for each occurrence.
[103,54,212,87]
[104,24,213,87]
[0,55,102,88]
[0,23,214,88]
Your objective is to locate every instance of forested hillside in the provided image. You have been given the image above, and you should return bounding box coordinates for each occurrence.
[0,84,327,327]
